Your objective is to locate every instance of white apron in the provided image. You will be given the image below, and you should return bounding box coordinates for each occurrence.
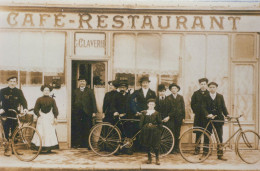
[32,110,58,147]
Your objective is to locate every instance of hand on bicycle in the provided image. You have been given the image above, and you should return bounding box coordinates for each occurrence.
[114,112,119,116]
[119,113,126,118]
[135,112,141,116]
[162,116,170,122]
[0,109,5,115]
[53,118,58,125]
[207,114,216,119]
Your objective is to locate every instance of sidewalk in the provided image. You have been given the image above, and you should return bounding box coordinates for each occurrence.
[0,149,259,171]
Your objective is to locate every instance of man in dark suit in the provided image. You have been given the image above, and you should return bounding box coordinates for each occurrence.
[72,76,97,149]
[167,83,185,154]
[129,76,156,151]
[103,80,119,124]
[191,78,209,154]
[155,84,170,124]
[0,76,28,156]
[130,76,156,116]
[111,80,133,155]
[202,82,229,161]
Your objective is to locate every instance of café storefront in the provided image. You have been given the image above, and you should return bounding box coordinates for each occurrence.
[0,5,259,148]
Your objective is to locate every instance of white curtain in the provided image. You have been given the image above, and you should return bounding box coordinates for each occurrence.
[136,34,160,74]
[160,34,180,75]
[113,34,136,73]
[44,32,65,73]
[20,32,43,71]
[0,32,20,70]
[0,31,65,73]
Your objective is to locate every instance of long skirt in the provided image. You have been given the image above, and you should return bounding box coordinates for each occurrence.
[31,110,59,150]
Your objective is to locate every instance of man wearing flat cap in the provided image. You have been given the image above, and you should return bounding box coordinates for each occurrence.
[72,76,97,149]
[0,76,28,156]
[166,83,185,154]
[202,81,229,161]
[103,80,119,124]
[191,78,209,155]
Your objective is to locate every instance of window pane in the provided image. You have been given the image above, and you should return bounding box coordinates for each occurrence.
[20,32,43,71]
[0,32,19,70]
[234,34,255,59]
[183,34,206,119]
[21,71,42,85]
[234,65,255,121]
[206,35,229,109]
[160,34,181,75]
[136,34,160,74]
[44,72,65,88]
[114,34,136,73]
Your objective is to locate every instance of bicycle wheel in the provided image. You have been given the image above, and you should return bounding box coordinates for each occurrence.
[151,125,174,157]
[179,128,212,163]
[89,123,121,156]
[236,130,260,164]
[12,126,42,161]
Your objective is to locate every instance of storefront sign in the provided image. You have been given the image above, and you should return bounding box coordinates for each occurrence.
[0,11,260,32]
[74,33,105,56]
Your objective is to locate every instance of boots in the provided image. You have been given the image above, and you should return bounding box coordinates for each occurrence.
[4,142,11,157]
[155,149,160,165]
[146,152,152,164]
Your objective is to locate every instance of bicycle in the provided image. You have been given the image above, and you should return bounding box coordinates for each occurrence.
[0,109,42,161]
[88,114,174,157]
[179,114,260,164]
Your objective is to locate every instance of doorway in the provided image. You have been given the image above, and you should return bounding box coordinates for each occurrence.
[71,60,107,147]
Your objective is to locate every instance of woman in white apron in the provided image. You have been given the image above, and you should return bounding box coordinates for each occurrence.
[32,85,59,153]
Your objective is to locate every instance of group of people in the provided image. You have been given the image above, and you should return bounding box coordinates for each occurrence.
[0,75,229,165]
[0,76,59,156]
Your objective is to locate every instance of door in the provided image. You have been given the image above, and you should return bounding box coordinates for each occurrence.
[231,63,258,130]
[71,60,107,147]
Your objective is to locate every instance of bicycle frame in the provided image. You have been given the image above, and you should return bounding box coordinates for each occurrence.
[202,117,244,149]
[105,117,141,145]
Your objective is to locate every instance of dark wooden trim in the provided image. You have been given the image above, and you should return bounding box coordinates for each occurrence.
[0,5,260,15]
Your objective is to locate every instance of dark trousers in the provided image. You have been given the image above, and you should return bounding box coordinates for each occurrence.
[3,112,18,140]
[204,123,224,156]
[172,119,182,150]
[72,109,93,148]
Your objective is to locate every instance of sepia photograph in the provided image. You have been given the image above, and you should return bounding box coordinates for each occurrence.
[0,0,259,170]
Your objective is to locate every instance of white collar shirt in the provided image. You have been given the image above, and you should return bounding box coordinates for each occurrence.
[146,109,155,115]
[210,92,217,100]
[142,88,149,98]
[172,94,178,99]
[80,87,85,91]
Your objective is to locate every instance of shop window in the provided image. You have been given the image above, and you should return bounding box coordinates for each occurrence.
[113,33,181,92]
[20,71,43,85]
[44,72,65,89]
[234,34,255,59]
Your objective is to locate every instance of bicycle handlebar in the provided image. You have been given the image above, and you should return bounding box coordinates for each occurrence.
[8,108,34,117]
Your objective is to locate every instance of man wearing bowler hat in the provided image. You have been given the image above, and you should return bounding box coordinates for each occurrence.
[0,76,28,156]
[72,76,97,149]
[167,83,185,154]
[130,76,156,116]
[103,80,119,124]
[202,82,229,161]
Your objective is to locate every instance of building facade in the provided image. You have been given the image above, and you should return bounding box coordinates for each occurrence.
[0,0,259,148]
